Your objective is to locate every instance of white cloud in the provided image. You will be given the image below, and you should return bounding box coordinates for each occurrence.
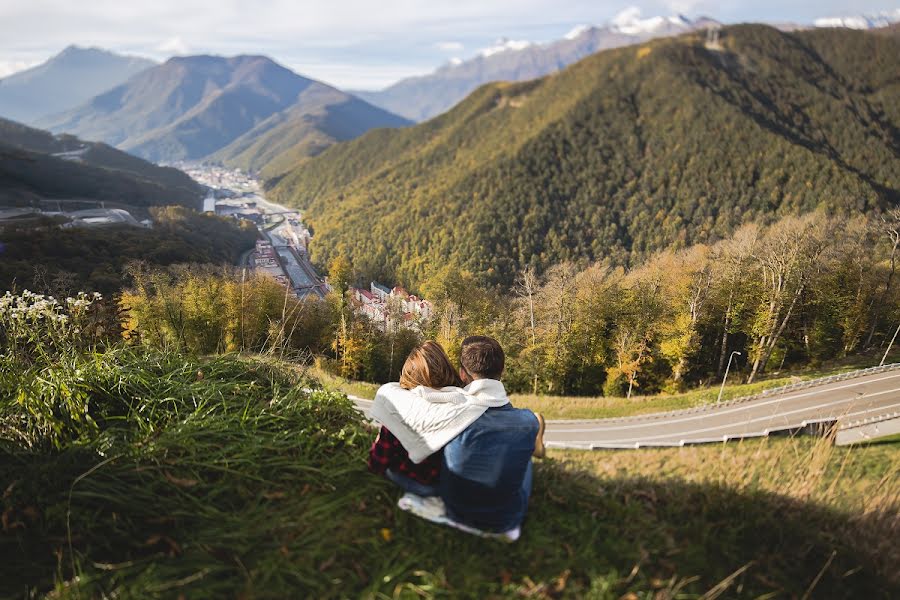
[156,36,191,55]
[660,0,706,14]
[285,60,435,90]
[1,1,898,89]
[0,59,38,78]
[435,41,464,52]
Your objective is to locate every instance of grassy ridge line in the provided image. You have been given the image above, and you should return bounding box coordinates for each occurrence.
[2,350,898,598]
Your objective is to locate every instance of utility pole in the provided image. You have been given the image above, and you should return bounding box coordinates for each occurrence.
[718,351,742,403]
[880,323,900,366]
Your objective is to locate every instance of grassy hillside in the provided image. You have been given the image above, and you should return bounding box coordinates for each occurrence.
[1,296,897,598]
[1,334,897,598]
[270,25,900,286]
[0,117,202,209]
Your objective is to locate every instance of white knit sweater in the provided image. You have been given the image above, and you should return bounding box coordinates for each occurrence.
[369,379,510,463]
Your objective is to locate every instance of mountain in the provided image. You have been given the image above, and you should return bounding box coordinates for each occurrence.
[0,46,155,125]
[354,11,719,122]
[0,117,202,209]
[40,55,410,170]
[269,25,900,287]
[208,82,410,176]
[814,9,900,30]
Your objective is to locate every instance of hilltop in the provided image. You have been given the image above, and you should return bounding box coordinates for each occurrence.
[0,46,155,125]
[270,25,900,286]
[0,117,202,209]
[355,12,717,122]
[39,55,410,170]
[1,325,897,598]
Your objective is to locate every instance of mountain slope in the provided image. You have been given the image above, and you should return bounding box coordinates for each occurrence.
[0,117,202,209]
[209,85,411,176]
[270,25,900,287]
[354,13,718,121]
[40,55,410,167]
[0,46,155,125]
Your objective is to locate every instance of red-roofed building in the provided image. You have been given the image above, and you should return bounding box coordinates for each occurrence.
[352,287,376,305]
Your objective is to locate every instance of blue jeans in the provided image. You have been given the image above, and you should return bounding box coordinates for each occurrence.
[439,405,538,532]
[385,468,439,497]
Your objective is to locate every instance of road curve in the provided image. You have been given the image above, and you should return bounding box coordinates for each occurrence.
[349,365,900,449]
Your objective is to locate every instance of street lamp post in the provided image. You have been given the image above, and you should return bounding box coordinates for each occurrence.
[718,351,742,403]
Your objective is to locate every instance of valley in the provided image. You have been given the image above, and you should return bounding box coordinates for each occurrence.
[182,164,328,298]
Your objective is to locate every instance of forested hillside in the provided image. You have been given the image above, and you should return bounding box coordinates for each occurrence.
[0,207,257,294]
[271,25,900,287]
[354,14,716,122]
[0,117,202,209]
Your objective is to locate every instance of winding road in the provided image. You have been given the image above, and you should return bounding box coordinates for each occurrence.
[350,365,900,449]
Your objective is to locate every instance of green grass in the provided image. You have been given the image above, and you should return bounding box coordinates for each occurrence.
[310,364,381,400]
[2,348,899,598]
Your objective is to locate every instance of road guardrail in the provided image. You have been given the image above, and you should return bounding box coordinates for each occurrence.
[547,363,900,425]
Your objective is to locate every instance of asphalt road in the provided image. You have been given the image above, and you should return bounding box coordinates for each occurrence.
[350,366,900,449]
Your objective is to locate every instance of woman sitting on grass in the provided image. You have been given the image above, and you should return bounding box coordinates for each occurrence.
[367,341,462,496]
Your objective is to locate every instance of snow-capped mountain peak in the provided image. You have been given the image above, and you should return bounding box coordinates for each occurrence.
[814,9,900,30]
[564,24,592,40]
[479,37,534,58]
[609,7,692,35]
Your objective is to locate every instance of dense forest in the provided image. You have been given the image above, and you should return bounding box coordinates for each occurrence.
[119,211,900,397]
[0,207,257,295]
[0,117,202,210]
[270,25,900,288]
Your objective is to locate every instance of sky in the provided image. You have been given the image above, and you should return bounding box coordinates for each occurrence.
[0,1,898,90]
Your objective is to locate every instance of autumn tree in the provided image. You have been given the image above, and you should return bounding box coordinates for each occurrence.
[747,213,836,382]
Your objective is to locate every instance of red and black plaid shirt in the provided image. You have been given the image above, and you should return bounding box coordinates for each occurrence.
[367,426,442,485]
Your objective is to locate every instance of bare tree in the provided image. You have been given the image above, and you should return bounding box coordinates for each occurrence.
[514,266,540,394]
[863,209,900,348]
[748,214,835,383]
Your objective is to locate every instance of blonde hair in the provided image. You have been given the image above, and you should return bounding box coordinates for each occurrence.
[399,341,462,390]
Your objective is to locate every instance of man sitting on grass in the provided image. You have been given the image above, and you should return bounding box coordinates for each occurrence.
[439,335,544,534]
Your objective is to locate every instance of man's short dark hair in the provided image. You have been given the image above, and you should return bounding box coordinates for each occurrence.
[460,336,505,379]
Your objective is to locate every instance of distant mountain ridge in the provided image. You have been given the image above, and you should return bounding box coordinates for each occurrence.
[0,117,202,210]
[0,46,155,125]
[270,25,900,287]
[353,11,719,122]
[40,55,410,172]
[814,9,900,30]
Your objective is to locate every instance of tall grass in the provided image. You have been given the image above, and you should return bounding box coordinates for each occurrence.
[1,292,898,598]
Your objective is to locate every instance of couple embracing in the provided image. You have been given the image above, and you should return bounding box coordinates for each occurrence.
[367,336,545,539]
